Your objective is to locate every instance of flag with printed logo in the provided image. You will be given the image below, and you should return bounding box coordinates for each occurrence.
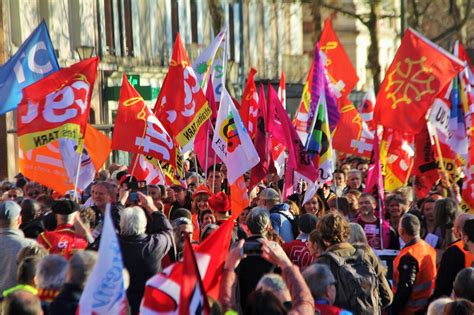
[113,74,182,175]
[212,88,259,184]
[192,29,226,88]
[374,28,464,133]
[17,57,98,151]
[154,34,211,149]
[240,68,259,139]
[0,20,59,115]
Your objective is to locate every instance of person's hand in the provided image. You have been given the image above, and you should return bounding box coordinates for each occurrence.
[261,239,292,269]
[137,191,158,213]
[118,186,129,205]
[224,239,246,271]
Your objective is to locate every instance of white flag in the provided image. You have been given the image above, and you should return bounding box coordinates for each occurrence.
[212,88,260,184]
[78,204,127,315]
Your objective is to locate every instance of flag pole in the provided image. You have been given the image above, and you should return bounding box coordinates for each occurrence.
[204,127,210,181]
[129,154,141,181]
[73,137,84,203]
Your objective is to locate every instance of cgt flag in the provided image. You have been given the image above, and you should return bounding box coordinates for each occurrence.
[239,68,259,139]
[374,28,464,134]
[154,33,211,150]
[212,88,260,184]
[17,57,98,151]
[113,74,182,175]
[0,20,59,115]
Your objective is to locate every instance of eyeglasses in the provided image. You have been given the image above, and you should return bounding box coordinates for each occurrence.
[7,194,17,198]
[27,191,40,197]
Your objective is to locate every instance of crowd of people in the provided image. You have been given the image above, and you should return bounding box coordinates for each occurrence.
[1,155,474,315]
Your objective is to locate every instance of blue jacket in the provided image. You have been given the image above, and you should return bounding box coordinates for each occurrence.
[269,203,295,242]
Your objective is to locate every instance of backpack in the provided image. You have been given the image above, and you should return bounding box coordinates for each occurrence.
[274,210,299,239]
[320,249,380,315]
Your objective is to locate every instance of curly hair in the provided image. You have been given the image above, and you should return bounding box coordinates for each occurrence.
[317,212,350,245]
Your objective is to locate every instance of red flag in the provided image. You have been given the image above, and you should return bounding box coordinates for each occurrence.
[374,29,463,133]
[178,238,210,315]
[17,57,99,150]
[130,154,166,185]
[268,86,317,183]
[381,128,414,191]
[154,33,212,148]
[413,124,439,198]
[240,68,259,139]
[112,75,181,172]
[194,78,221,170]
[332,96,374,158]
[141,219,234,314]
[358,87,377,132]
[249,85,268,190]
[319,18,359,97]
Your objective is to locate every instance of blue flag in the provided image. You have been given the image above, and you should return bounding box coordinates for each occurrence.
[0,20,59,115]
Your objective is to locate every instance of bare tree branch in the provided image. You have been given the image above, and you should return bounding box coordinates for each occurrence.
[320,1,370,26]
[431,0,472,42]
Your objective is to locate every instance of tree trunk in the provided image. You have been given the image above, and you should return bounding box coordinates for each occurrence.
[367,1,382,93]
[208,0,225,35]
[311,0,323,41]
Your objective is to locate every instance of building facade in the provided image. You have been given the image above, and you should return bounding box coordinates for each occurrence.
[0,0,400,179]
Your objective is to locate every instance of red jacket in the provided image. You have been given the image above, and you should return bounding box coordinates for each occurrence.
[37,224,88,259]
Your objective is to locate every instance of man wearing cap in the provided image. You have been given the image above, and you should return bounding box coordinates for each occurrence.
[0,201,37,293]
[37,200,89,259]
[259,188,296,242]
[209,192,247,241]
[463,219,474,255]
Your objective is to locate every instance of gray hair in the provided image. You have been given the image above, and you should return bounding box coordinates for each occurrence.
[120,206,147,236]
[453,267,474,301]
[427,297,453,315]
[35,255,68,290]
[256,273,288,294]
[302,263,336,300]
[347,169,362,179]
[247,207,270,236]
[349,223,368,245]
[67,250,98,288]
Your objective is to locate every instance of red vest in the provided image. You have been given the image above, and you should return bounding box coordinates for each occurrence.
[37,224,88,259]
[393,239,436,315]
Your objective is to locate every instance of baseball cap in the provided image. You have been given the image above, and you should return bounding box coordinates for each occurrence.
[0,201,21,220]
[259,188,280,201]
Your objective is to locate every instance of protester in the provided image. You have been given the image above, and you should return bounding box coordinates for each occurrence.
[385,193,409,232]
[49,250,97,315]
[343,169,364,193]
[35,254,68,313]
[118,202,174,315]
[301,193,327,217]
[282,213,317,269]
[392,213,437,314]
[0,201,37,293]
[302,263,352,314]
[19,198,44,239]
[307,229,325,259]
[431,213,474,301]
[37,200,89,259]
[453,267,474,302]
[315,212,393,314]
[259,188,296,242]
[462,219,474,255]
[2,289,43,315]
[331,171,346,197]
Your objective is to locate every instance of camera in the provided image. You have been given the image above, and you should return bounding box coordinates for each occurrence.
[243,241,263,256]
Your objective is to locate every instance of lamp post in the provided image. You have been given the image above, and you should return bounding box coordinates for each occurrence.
[75,45,95,60]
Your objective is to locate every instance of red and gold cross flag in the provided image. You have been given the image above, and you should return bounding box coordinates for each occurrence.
[374,28,464,134]
[153,33,211,149]
[17,57,99,150]
[319,18,359,98]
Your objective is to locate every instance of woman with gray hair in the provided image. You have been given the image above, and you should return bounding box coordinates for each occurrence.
[118,200,174,315]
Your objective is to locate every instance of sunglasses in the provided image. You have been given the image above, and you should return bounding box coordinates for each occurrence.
[27,191,40,197]
[7,194,17,198]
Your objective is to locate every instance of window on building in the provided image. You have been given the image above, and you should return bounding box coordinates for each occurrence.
[104,0,116,54]
[123,0,133,56]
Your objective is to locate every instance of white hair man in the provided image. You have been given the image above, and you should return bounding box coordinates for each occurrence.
[35,254,68,313]
[118,204,174,315]
[50,250,98,314]
[0,201,37,293]
[302,263,351,314]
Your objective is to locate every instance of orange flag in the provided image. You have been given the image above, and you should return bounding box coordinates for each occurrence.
[374,29,463,134]
[154,34,211,149]
[320,18,359,98]
[19,124,111,195]
[230,175,250,220]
